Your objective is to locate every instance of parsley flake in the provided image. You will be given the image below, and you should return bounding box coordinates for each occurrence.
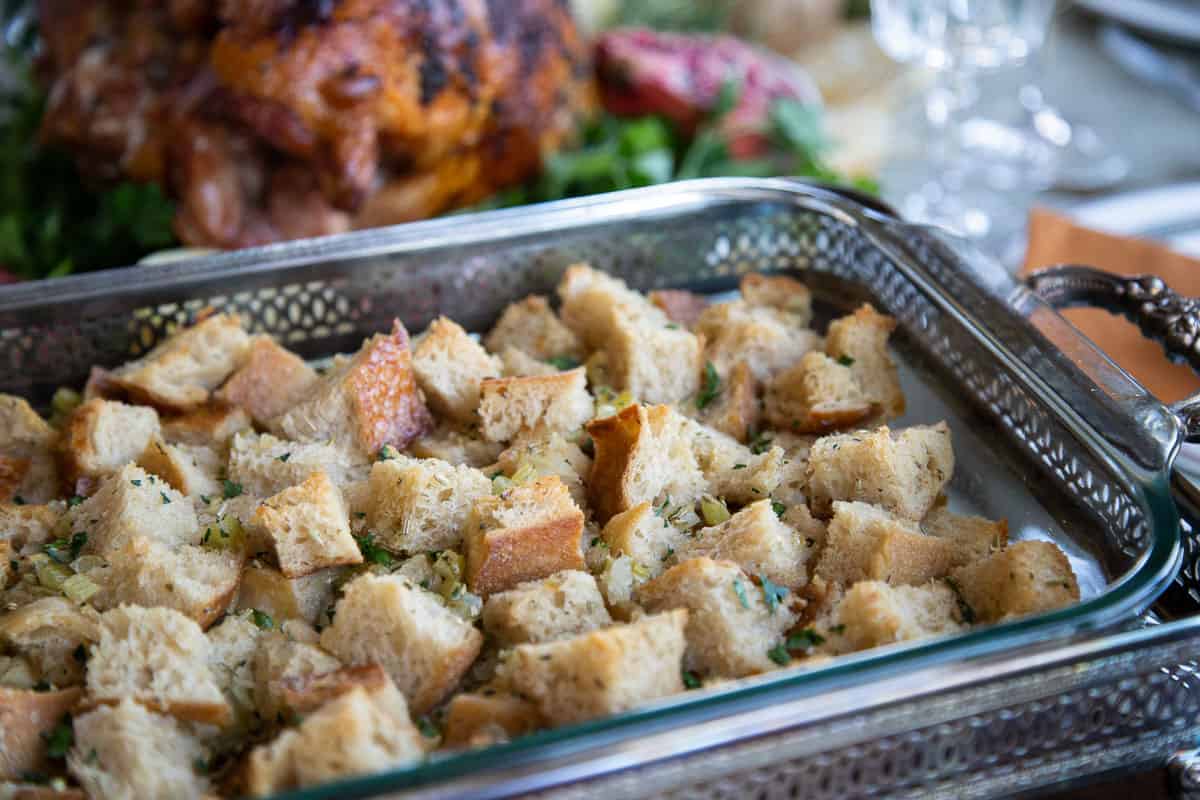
[130,480,142,487]
[354,533,394,567]
[836,354,856,367]
[277,452,292,463]
[759,574,788,613]
[12,495,25,506]
[695,361,721,409]
[786,628,826,650]
[943,577,976,624]
[222,479,243,499]
[732,578,750,609]
[160,491,172,505]
[748,431,773,455]
[546,356,581,371]
[251,610,275,630]
[767,643,790,666]
[67,495,84,508]
[416,716,440,739]
[771,500,786,518]
[682,670,702,689]
[42,716,73,759]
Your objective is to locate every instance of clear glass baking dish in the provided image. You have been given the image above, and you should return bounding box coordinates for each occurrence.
[0,178,1186,799]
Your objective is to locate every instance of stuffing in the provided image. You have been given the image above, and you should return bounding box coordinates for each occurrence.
[413,317,503,424]
[823,304,905,419]
[0,686,83,780]
[215,336,319,426]
[484,295,583,362]
[814,501,959,587]
[408,423,505,468]
[136,436,220,497]
[763,351,873,434]
[367,456,491,553]
[674,499,809,588]
[694,300,820,382]
[251,471,361,578]
[481,570,611,646]
[948,541,1080,623]
[832,580,966,651]
[0,395,59,504]
[228,431,366,496]
[443,691,544,749]
[60,399,159,487]
[477,368,593,442]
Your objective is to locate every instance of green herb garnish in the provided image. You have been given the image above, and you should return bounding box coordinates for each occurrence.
[251,610,275,630]
[771,500,786,518]
[767,643,790,666]
[695,361,721,410]
[787,629,826,650]
[222,479,243,499]
[759,574,788,613]
[682,670,702,689]
[546,356,581,371]
[836,354,856,367]
[42,716,73,759]
[354,533,394,567]
[944,577,976,624]
[732,578,750,609]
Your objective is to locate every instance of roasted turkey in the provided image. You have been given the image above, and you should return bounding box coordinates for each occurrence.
[36,0,594,249]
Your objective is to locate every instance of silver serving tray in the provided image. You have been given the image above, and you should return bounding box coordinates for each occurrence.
[1,178,1195,799]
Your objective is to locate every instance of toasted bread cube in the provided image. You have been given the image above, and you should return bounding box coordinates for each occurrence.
[413,317,503,424]
[73,464,197,555]
[86,605,231,725]
[507,609,688,727]
[60,399,160,486]
[675,499,809,588]
[273,321,433,458]
[806,424,954,520]
[477,368,592,442]
[699,361,759,443]
[0,395,59,504]
[482,570,611,646]
[824,304,904,419]
[367,456,491,553]
[833,580,966,651]
[638,557,798,677]
[815,501,958,587]
[136,436,220,497]
[493,431,592,510]
[320,574,483,714]
[0,504,62,555]
[236,564,344,625]
[112,312,251,411]
[161,403,252,450]
[922,506,1008,566]
[408,423,504,468]
[443,691,544,748]
[0,598,100,686]
[252,631,343,721]
[275,663,391,716]
[464,476,586,597]
[687,421,785,506]
[600,501,686,578]
[649,289,709,328]
[607,317,703,405]
[949,541,1080,623]
[695,300,821,382]
[557,264,668,346]
[485,295,583,362]
[205,611,264,723]
[83,537,242,629]
[252,471,360,578]
[739,273,813,323]
[68,699,208,800]
[764,352,873,434]
[215,336,318,426]
[497,346,561,377]
[586,404,705,524]
[228,431,365,496]
[243,681,424,796]
[0,686,82,780]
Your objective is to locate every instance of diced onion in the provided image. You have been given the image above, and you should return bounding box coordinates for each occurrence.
[61,573,100,603]
[700,495,731,526]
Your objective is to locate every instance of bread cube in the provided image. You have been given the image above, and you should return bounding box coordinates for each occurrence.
[600,501,686,578]
[205,612,264,722]
[464,476,586,596]
[408,422,504,468]
[497,346,561,377]
[215,336,318,426]
[60,399,160,486]
[949,540,1080,623]
[0,503,63,555]
[86,605,231,725]
[484,294,583,362]
[0,686,82,780]
[0,597,100,686]
[814,501,959,587]
[482,570,611,646]
[695,300,821,382]
[922,506,1008,566]
[111,312,251,411]
[274,663,390,717]
[252,631,343,721]
[413,317,503,424]
[443,691,544,748]
[493,430,592,510]
[833,580,966,652]
[689,421,785,506]
[320,574,483,714]
[763,351,873,434]
[806,423,954,520]
[638,557,798,677]
[243,681,424,796]
[235,563,344,625]
[824,303,905,419]
[161,403,252,450]
[0,395,59,504]
[649,288,709,328]
[477,368,592,442]
[84,536,243,629]
[228,431,365,496]
[606,317,704,405]
[136,436,220,497]
[273,321,433,458]
[557,263,668,346]
[507,609,688,726]
[677,499,809,588]
[68,699,209,800]
[699,360,759,443]
[739,273,813,323]
[586,404,706,524]
[367,456,492,553]
[74,464,198,555]
[252,471,360,578]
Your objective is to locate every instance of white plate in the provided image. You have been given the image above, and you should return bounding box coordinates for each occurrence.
[1077,0,1200,47]
[1070,182,1200,476]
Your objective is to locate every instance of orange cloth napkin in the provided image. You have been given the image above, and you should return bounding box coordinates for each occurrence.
[1020,207,1200,404]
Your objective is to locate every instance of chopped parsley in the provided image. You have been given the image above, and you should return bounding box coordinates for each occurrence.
[250,610,275,630]
[590,537,607,549]
[828,624,846,635]
[546,355,581,371]
[732,463,746,470]
[377,445,401,462]
[66,495,84,508]
[354,533,394,567]
[160,491,172,505]
[200,495,211,504]
[748,431,773,455]
[771,500,786,518]
[767,643,790,666]
[759,574,788,613]
[944,577,976,624]
[682,670,702,689]
[277,452,292,463]
[836,354,856,367]
[732,578,750,609]
[42,716,73,759]
[45,532,87,564]
[787,628,826,650]
[354,512,367,519]
[130,480,142,487]
[416,716,440,739]
[222,479,243,499]
[695,361,721,409]
[12,495,25,505]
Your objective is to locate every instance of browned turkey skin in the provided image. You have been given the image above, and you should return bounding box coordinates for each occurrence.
[37,0,594,249]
